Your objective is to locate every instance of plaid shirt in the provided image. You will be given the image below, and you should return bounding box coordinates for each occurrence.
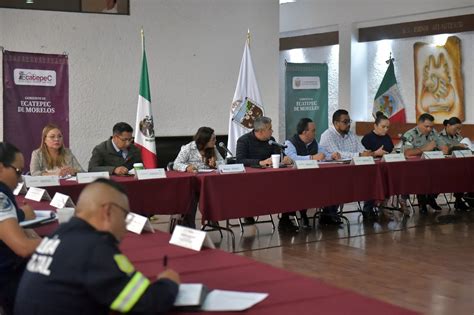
[319,126,365,159]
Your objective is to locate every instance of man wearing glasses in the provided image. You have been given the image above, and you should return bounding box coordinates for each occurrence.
[88,122,143,175]
[15,178,180,314]
[318,109,385,225]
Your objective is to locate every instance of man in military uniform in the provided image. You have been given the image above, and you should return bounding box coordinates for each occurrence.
[15,179,180,315]
[402,113,448,213]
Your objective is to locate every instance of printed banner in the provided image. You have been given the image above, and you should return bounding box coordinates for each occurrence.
[3,51,69,171]
[285,63,328,141]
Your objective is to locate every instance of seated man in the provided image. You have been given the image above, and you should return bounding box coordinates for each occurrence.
[284,117,329,229]
[319,109,385,224]
[88,122,143,175]
[15,179,180,315]
[402,113,447,213]
[236,116,295,231]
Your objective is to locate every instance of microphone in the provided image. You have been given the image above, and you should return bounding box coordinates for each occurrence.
[268,140,287,149]
[218,142,234,157]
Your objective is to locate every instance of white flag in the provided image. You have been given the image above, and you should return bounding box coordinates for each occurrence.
[227,32,263,156]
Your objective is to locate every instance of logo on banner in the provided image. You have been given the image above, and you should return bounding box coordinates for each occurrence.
[14,69,56,87]
[139,115,155,140]
[292,76,320,90]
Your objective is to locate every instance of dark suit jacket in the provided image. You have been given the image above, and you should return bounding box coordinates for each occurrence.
[88,139,142,174]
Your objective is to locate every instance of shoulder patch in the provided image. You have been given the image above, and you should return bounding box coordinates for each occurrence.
[113,254,135,275]
[0,192,14,213]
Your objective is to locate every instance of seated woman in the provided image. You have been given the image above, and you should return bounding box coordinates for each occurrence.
[30,124,84,177]
[173,127,224,228]
[361,112,410,216]
[0,142,42,313]
[438,117,473,210]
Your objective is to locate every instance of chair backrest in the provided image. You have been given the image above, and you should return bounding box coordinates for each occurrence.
[166,161,174,171]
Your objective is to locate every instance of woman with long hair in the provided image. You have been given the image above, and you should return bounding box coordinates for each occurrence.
[30,124,83,176]
[173,127,224,228]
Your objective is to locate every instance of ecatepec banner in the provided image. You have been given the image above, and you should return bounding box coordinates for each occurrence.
[3,51,69,171]
[285,63,328,141]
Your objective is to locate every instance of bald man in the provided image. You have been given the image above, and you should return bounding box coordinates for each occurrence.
[15,178,180,315]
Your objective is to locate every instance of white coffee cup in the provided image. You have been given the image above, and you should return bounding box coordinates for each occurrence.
[271,154,280,169]
[56,207,75,224]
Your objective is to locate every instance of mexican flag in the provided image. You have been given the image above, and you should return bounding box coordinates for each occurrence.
[134,31,157,168]
[373,60,406,123]
[227,31,263,156]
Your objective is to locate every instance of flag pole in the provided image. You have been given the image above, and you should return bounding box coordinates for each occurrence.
[141,27,145,52]
[386,52,394,64]
[247,29,251,47]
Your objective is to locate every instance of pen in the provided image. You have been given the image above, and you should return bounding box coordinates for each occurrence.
[163,255,168,268]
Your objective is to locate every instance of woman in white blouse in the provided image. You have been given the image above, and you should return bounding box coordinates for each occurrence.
[173,127,224,228]
[174,127,224,173]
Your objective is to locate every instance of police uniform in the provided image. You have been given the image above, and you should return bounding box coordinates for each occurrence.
[402,127,442,153]
[0,182,26,314]
[15,217,178,315]
[437,128,463,148]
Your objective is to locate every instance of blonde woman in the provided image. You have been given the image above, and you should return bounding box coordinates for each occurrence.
[30,124,83,176]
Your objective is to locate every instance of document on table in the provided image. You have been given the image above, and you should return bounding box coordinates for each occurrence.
[173,284,208,309]
[20,210,57,228]
[200,289,268,311]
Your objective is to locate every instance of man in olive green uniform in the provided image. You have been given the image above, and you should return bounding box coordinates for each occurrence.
[402,113,447,214]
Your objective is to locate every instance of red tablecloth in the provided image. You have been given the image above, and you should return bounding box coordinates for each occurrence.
[43,173,196,216]
[120,231,418,315]
[380,157,474,196]
[196,164,385,221]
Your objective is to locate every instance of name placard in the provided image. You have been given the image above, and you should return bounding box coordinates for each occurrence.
[136,168,166,180]
[382,153,406,163]
[422,151,445,159]
[169,225,215,251]
[452,150,473,158]
[218,164,245,174]
[23,175,60,188]
[126,212,155,234]
[13,182,27,196]
[350,156,375,165]
[50,192,75,208]
[294,160,319,169]
[25,187,51,202]
[77,172,110,184]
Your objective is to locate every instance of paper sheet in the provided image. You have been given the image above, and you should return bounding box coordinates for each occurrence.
[201,290,268,311]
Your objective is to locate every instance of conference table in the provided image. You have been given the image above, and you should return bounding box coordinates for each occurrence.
[120,231,418,315]
[35,156,474,222]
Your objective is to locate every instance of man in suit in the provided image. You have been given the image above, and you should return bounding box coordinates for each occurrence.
[88,122,143,175]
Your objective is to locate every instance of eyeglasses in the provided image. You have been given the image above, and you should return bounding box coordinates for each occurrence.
[116,136,134,143]
[106,202,133,224]
[6,165,23,178]
[338,119,352,125]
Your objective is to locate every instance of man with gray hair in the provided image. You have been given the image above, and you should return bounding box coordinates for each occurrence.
[235,116,295,231]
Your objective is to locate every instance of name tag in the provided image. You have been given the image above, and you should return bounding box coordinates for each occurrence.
[23,175,60,188]
[422,151,445,159]
[169,225,215,251]
[350,156,375,165]
[77,172,110,184]
[452,150,473,158]
[218,164,245,174]
[382,153,406,163]
[50,192,75,208]
[13,182,27,196]
[126,212,155,234]
[294,160,319,169]
[25,187,51,202]
[136,168,166,180]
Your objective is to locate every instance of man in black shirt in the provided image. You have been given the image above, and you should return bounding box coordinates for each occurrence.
[236,117,296,232]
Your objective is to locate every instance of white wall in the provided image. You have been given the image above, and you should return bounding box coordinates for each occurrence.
[279,1,474,130]
[0,0,279,167]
